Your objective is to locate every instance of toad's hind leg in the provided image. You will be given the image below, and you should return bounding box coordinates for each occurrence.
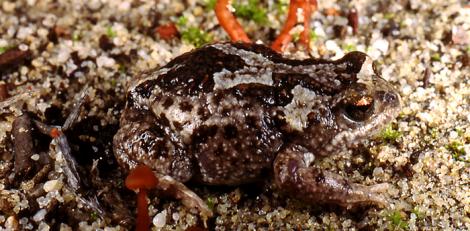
[273,145,388,208]
[113,117,212,217]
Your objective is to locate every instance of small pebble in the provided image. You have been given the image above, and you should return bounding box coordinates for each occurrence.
[2,1,15,12]
[33,209,47,222]
[153,210,167,228]
[43,180,63,192]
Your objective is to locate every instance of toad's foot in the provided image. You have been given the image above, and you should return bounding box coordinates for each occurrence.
[155,173,213,219]
[274,145,388,208]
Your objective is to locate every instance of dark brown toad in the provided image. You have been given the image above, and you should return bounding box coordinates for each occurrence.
[113,42,401,216]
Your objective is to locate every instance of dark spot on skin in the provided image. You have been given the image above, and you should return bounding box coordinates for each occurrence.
[223,124,238,139]
[162,97,174,108]
[173,121,183,131]
[215,145,224,156]
[192,125,218,144]
[156,46,246,95]
[157,114,171,127]
[245,116,258,129]
[315,171,325,184]
[230,83,293,106]
[179,101,193,112]
[212,92,224,104]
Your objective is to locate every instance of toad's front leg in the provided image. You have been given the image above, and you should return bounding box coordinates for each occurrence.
[274,144,388,208]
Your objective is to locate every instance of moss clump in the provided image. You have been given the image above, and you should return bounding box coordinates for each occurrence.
[233,0,268,25]
[387,210,409,230]
[379,124,402,143]
[446,141,467,162]
[177,16,213,47]
[106,26,117,38]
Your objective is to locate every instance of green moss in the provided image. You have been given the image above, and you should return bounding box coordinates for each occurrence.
[383,12,395,20]
[310,30,318,42]
[72,32,80,41]
[380,124,402,143]
[177,16,188,27]
[0,45,12,55]
[206,196,215,210]
[430,128,439,139]
[106,26,117,38]
[387,210,409,230]
[431,53,441,62]
[343,44,357,52]
[180,27,213,47]
[411,207,425,220]
[204,0,217,10]
[176,16,213,47]
[233,0,268,25]
[446,141,467,162]
[90,211,99,221]
[275,0,289,15]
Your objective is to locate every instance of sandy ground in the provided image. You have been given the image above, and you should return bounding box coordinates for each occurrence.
[0,0,468,230]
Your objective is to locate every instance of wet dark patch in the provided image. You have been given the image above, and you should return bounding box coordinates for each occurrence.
[340,51,367,74]
[132,79,158,99]
[156,46,246,96]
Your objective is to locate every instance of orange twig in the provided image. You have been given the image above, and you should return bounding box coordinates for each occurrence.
[215,0,251,43]
[271,0,317,52]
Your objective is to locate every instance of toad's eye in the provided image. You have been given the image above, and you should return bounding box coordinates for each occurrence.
[344,96,374,122]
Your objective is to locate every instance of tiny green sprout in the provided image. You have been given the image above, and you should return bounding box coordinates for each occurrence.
[292,32,300,42]
[383,12,395,20]
[411,207,424,220]
[387,210,409,230]
[90,211,99,221]
[204,0,217,10]
[0,46,9,54]
[466,45,470,54]
[118,64,127,74]
[181,27,213,47]
[72,32,80,41]
[309,30,318,42]
[106,26,117,38]
[326,224,335,231]
[446,141,467,162]
[206,196,215,210]
[456,128,464,137]
[430,127,439,139]
[276,0,289,15]
[233,0,268,25]
[380,124,402,143]
[177,16,188,28]
[343,44,357,52]
[110,78,117,87]
[431,53,441,62]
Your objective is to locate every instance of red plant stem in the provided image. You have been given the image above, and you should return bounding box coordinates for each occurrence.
[271,0,317,52]
[136,189,150,231]
[215,0,251,43]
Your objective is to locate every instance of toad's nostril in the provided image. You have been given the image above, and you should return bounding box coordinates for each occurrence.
[383,92,398,104]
